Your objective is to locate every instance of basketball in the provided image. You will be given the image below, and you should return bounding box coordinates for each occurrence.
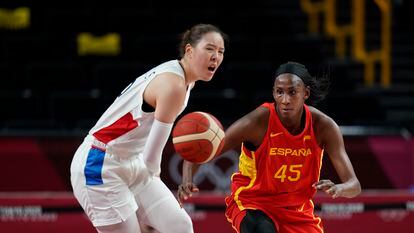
[172,111,225,164]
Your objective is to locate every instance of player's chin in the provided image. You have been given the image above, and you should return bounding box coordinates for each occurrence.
[201,74,215,81]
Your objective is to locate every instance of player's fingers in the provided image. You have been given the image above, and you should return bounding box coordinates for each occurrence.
[326,185,339,198]
[177,184,198,206]
[177,197,183,207]
[180,184,191,194]
[177,186,185,198]
[315,180,334,190]
[312,180,327,187]
[315,183,331,190]
[176,190,185,206]
[180,183,197,199]
[178,185,189,200]
[191,186,199,193]
[318,179,334,185]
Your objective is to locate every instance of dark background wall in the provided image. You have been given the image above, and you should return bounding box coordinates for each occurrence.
[1,0,413,131]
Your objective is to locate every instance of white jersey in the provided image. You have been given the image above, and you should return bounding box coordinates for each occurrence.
[88,60,193,159]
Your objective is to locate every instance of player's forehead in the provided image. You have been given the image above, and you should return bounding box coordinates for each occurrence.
[274,73,304,88]
[196,32,225,50]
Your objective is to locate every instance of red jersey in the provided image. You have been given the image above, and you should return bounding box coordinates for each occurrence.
[226,102,323,213]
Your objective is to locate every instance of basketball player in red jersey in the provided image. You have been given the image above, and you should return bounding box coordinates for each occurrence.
[178,62,361,233]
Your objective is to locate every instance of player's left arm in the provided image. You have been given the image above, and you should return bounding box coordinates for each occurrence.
[142,73,187,176]
[314,114,361,198]
[149,73,187,123]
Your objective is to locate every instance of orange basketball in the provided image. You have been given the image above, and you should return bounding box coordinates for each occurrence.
[172,111,225,164]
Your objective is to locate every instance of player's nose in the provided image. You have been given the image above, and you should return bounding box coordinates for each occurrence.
[281,94,290,104]
[211,51,218,61]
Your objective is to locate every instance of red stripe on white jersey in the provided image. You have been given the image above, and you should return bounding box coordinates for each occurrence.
[93,112,138,144]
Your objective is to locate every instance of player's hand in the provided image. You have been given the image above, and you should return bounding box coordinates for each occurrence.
[313,179,343,199]
[177,182,199,207]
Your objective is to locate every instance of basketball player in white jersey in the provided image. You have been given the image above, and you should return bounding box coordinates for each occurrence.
[70,24,227,233]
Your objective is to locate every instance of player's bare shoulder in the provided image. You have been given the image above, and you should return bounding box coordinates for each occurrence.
[155,72,187,93]
[224,104,270,150]
[246,105,270,145]
[256,105,271,128]
[308,106,339,144]
[146,72,186,99]
[243,105,270,130]
[309,106,335,126]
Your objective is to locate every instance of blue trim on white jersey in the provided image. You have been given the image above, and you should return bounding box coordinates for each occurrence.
[84,147,105,185]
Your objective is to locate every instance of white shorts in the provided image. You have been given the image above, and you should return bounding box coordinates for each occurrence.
[70,137,153,227]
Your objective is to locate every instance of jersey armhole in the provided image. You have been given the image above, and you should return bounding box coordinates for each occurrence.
[243,141,258,151]
[142,100,155,113]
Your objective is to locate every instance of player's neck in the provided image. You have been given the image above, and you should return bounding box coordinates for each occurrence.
[179,58,196,85]
[278,107,305,135]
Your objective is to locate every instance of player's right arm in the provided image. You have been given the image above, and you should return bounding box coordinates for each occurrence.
[222,106,269,151]
[178,106,269,204]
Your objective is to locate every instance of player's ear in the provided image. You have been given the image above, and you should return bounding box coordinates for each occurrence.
[185,43,193,57]
[304,86,310,100]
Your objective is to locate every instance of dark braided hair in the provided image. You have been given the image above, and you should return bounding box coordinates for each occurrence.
[274,61,330,106]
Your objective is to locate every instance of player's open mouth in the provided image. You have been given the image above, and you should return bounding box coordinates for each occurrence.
[208,65,216,72]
